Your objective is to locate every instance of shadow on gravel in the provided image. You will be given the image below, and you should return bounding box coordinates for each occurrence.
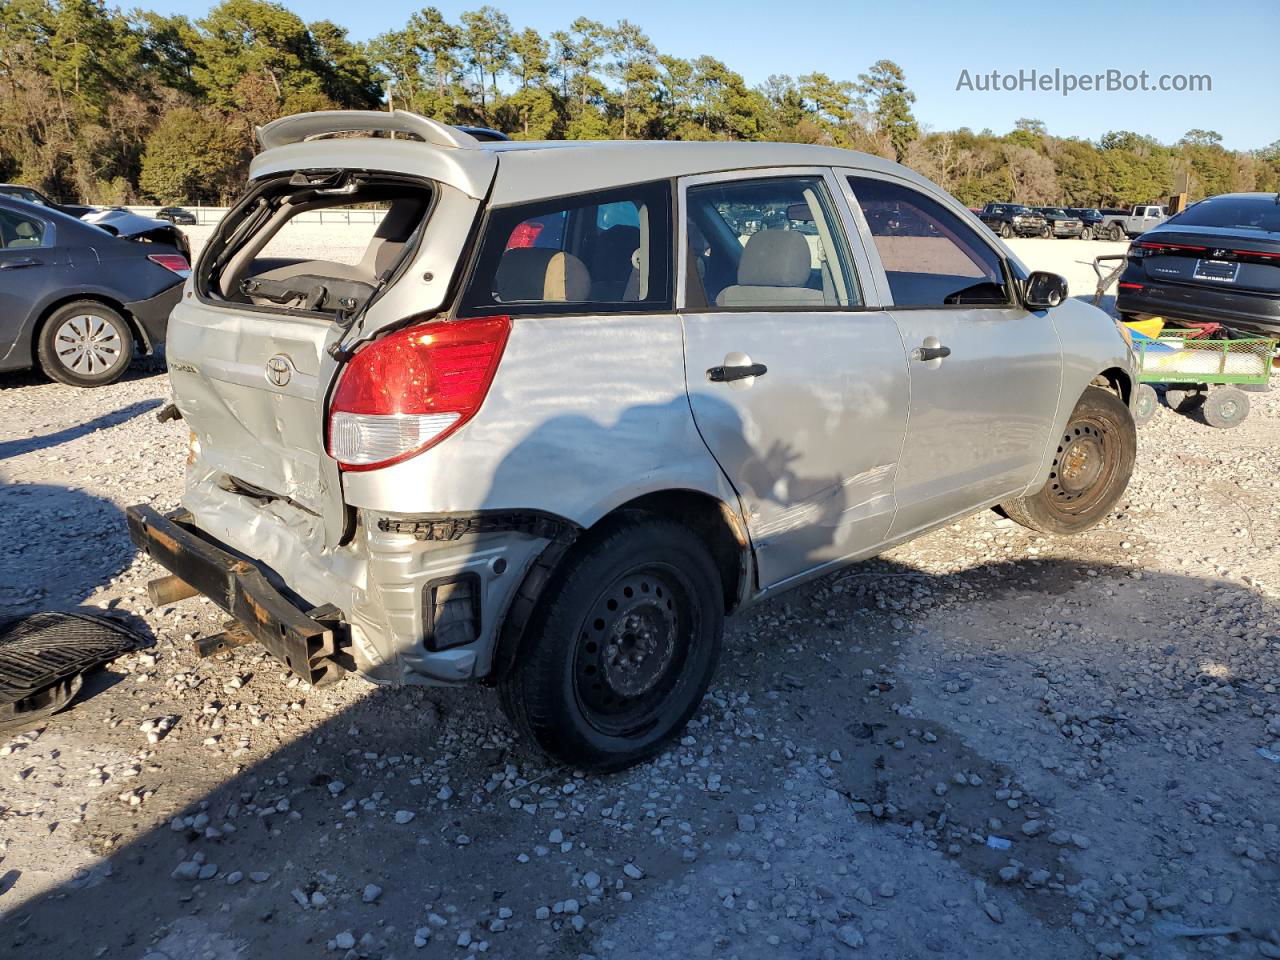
[3,551,1276,959]
[0,399,162,460]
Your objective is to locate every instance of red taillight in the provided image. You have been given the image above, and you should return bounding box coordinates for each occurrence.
[1230,248,1280,260]
[327,316,511,471]
[1118,282,1144,291]
[148,253,191,276]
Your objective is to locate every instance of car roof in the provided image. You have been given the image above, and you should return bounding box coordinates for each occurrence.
[0,193,99,237]
[477,139,933,206]
[249,111,943,207]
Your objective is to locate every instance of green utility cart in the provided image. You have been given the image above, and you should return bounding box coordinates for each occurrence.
[1132,333,1276,428]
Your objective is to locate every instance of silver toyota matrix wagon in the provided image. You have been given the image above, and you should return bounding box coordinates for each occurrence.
[129,110,1138,771]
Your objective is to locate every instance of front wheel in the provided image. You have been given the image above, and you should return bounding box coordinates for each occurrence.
[999,223,1013,239]
[37,301,134,387]
[1000,386,1136,535]
[498,515,724,772]
[1133,383,1158,425]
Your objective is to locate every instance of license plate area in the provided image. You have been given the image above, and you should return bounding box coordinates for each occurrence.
[1193,259,1240,283]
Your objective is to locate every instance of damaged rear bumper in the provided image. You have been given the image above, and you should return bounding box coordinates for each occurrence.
[125,504,343,685]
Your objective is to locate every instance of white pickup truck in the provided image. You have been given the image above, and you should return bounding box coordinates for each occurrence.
[1099,204,1167,241]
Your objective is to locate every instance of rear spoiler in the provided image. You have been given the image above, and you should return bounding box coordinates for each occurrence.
[256,110,481,152]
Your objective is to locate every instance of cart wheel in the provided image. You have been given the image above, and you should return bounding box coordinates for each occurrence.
[1202,386,1249,428]
[1133,384,1158,425]
[1164,386,1204,412]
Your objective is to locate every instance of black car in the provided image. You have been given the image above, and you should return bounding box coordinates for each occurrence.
[0,195,188,386]
[977,203,1047,238]
[1116,192,1280,339]
[156,206,198,225]
[0,183,96,219]
[1066,207,1105,240]
[1034,207,1085,239]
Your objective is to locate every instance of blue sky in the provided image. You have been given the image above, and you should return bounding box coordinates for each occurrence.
[142,0,1277,149]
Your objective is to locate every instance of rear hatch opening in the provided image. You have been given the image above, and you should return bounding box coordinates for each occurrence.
[196,170,435,325]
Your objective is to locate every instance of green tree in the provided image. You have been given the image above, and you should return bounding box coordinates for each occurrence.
[459,6,511,119]
[139,105,241,201]
[858,59,918,160]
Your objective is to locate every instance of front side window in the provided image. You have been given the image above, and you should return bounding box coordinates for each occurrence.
[848,176,1009,308]
[0,209,47,249]
[684,176,859,309]
[461,181,672,314]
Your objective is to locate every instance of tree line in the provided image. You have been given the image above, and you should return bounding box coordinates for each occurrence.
[2,0,1276,207]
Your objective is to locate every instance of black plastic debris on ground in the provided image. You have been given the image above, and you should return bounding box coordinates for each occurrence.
[0,613,145,732]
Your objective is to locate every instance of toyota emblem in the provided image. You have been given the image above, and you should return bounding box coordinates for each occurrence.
[266,354,294,387]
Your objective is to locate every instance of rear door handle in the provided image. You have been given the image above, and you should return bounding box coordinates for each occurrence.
[0,257,41,270]
[707,362,767,383]
[911,345,951,362]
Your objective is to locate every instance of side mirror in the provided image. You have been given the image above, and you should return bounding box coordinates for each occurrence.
[1024,271,1068,309]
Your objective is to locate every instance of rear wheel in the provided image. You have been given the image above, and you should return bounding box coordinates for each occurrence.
[1202,386,1249,428]
[1109,224,1125,241]
[37,301,134,387]
[1133,383,1158,425]
[999,223,1013,239]
[1000,386,1136,535]
[1080,227,1093,242]
[498,515,723,772]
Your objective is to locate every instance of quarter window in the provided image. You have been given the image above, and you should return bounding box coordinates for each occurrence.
[0,209,47,249]
[848,176,1009,307]
[461,181,672,314]
[684,176,859,308]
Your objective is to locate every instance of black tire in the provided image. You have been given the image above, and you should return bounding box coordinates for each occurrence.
[37,301,134,387]
[1080,227,1093,242]
[1133,383,1158,425]
[1164,386,1204,412]
[1201,386,1249,428]
[1000,386,1136,535]
[1041,226,1052,239]
[999,223,1013,239]
[1109,224,1124,242]
[498,514,724,772]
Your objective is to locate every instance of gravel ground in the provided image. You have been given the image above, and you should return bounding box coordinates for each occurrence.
[1,235,1278,960]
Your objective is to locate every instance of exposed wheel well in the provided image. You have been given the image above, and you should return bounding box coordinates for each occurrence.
[487,489,751,685]
[1092,367,1132,406]
[33,294,149,359]
[606,489,751,614]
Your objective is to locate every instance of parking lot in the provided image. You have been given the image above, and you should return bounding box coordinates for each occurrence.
[1,233,1278,960]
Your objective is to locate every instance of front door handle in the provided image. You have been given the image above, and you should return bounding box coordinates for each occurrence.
[911,345,951,362]
[0,257,41,270]
[707,362,767,383]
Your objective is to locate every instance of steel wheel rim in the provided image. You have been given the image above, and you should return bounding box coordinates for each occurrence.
[573,564,694,738]
[1217,398,1240,420]
[54,315,122,375]
[1047,417,1119,513]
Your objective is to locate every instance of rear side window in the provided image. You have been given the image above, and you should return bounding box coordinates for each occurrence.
[0,209,47,249]
[684,176,859,309]
[461,181,672,315]
[848,176,1009,308]
[1170,196,1280,232]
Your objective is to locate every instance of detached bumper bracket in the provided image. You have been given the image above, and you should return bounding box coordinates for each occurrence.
[125,504,343,685]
